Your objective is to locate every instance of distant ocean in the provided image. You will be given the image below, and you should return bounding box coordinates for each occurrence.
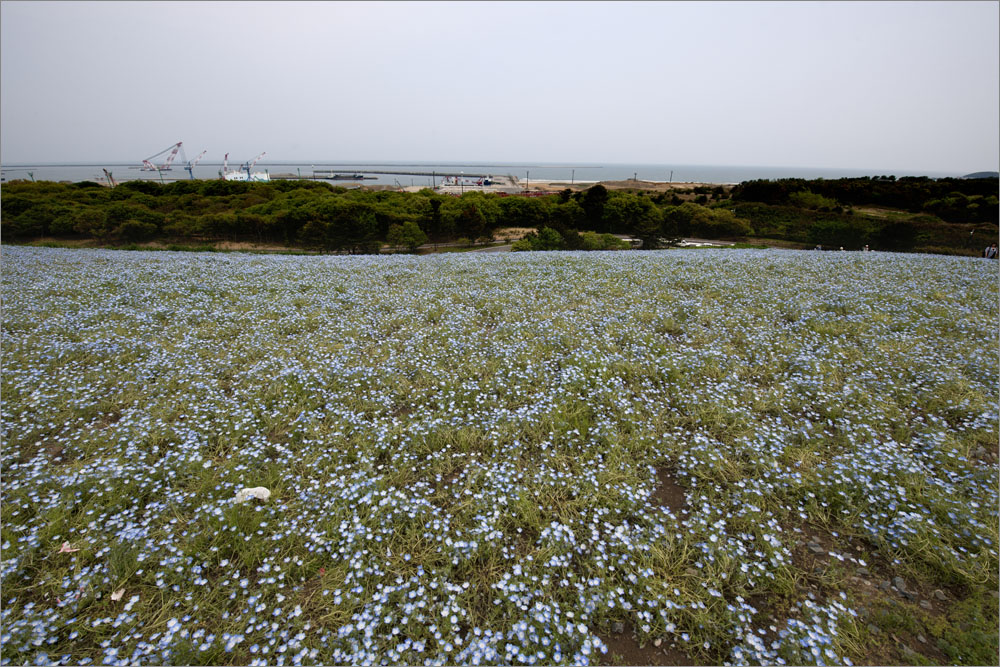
[0,160,964,187]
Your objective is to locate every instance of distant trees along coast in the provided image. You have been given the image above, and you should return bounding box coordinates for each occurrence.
[2,176,996,255]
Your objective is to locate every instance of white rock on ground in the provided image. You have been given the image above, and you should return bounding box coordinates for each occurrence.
[235,487,271,503]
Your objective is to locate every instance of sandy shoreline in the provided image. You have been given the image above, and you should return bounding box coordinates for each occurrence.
[521,179,730,193]
[401,178,731,194]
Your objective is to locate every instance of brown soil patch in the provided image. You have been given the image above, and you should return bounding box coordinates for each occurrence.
[213,240,295,252]
[294,568,326,611]
[391,402,413,417]
[651,466,688,519]
[600,180,720,193]
[28,237,99,248]
[428,465,466,510]
[17,439,81,465]
[492,227,535,242]
[785,521,960,665]
[596,621,697,666]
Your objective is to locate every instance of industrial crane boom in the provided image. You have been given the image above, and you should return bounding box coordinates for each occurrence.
[247,151,266,171]
[141,141,183,171]
[184,150,208,179]
[221,151,270,181]
[163,143,184,170]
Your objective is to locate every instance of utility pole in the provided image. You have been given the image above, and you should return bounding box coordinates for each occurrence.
[571,169,574,185]
[526,170,529,193]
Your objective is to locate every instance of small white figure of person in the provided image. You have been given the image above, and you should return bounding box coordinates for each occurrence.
[984,243,998,259]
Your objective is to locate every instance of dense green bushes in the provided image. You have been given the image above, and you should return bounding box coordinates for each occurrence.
[663,202,753,239]
[3,175,995,255]
[512,229,629,252]
[732,176,999,223]
[1,180,676,251]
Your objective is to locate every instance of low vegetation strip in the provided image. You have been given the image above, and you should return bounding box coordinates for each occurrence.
[1,247,997,666]
[2,175,997,256]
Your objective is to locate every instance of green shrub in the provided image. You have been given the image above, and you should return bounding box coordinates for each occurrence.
[580,231,629,250]
[789,190,839,210]
[115,219,159,242]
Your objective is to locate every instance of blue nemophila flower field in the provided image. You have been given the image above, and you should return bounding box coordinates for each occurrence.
[2,246,997,666]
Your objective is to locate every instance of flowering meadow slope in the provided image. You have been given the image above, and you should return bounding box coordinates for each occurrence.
[2,246,997,666]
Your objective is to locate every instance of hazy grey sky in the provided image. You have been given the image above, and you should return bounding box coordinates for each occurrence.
[2,1,997,172]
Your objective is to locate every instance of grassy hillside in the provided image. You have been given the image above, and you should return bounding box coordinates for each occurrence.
[2,247,997,666]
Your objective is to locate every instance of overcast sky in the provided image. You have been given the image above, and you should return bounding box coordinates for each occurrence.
[2,1,997,173]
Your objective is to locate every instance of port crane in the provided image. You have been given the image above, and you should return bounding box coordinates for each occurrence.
[184,150,208,179]
[221,151,270,181]
[242,151,266,179]
[141,141,184,171]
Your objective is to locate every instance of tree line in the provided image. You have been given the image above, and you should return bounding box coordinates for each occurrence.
[2,175,996,255]
[0,180,674,251]
[731,176,998,224]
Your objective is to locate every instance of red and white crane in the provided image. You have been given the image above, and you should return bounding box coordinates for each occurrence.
[245,152,266,173]
[222,151,270,182]
[141,141,184,171]
[184,150,208,179]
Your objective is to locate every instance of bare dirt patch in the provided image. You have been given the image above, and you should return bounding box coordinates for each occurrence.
[17,440,79,465]
[597,621,697,666]
[651,466,688,519]
[428,465,466,510]
[599,180,719,193]
[785,521,961,665]
[492,227,535,242]
[213,241,296,252]
[28,237,99,248]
